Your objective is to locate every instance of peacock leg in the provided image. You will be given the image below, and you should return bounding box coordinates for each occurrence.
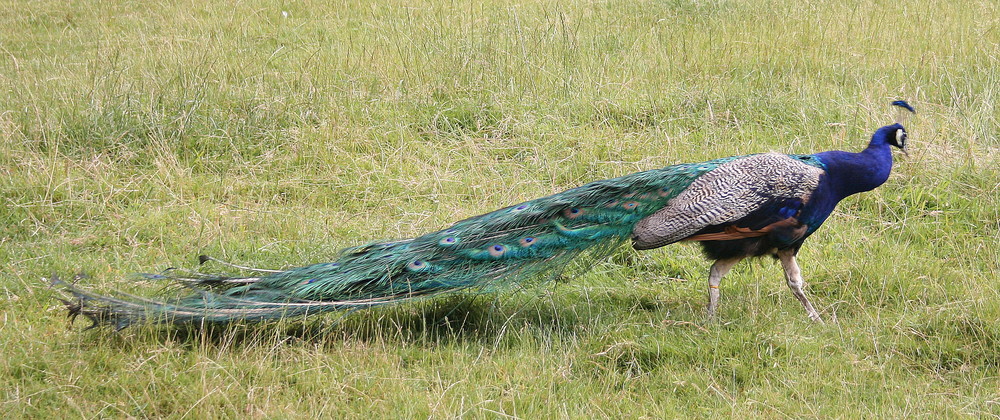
[776,249,823,323]
[706,258,742,319]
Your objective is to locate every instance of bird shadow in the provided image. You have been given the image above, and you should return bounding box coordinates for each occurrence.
[76,289,688,352]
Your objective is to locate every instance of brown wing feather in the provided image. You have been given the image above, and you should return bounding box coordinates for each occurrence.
[632,153,823,250]
[682,218,806,241]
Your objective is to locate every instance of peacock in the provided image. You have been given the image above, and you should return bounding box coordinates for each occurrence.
[55,101,915,329]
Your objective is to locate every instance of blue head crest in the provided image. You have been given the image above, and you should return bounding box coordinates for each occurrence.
[891,100,915,113]
[892,100,916,124]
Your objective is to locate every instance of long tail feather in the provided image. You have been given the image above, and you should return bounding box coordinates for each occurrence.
[56,156,740,328]
[198,255,284,274]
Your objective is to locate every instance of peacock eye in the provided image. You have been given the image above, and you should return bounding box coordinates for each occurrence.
[896,129,907,146]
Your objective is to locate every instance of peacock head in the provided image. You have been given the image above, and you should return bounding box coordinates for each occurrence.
[886,124,908,151]
[869,123,909,157]
[885,100,915,155]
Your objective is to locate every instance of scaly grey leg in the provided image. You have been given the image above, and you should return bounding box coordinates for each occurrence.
[776,249,823,323]
[707,258,742,319]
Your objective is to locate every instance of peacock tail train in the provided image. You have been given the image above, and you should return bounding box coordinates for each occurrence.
[56,153,822,329]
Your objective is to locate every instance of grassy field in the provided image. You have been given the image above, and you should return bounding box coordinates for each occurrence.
[2,0,998,417]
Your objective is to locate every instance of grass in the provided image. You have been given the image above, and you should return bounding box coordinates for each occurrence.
[2,0,999,417]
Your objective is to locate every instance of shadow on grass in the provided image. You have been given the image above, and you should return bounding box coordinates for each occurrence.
[67,289,685,351]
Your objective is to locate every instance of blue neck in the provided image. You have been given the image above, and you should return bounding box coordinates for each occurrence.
[813,124,901,200]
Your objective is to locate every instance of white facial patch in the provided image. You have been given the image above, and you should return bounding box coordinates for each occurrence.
[896,129,907,147]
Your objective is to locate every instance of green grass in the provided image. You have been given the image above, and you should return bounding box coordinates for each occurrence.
[2,0,999,417]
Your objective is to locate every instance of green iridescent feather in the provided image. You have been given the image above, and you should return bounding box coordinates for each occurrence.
[57,155,752,328]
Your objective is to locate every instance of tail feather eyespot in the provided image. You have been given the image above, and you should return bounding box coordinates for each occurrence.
[407,260,428,271]
[488,244,506,257]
